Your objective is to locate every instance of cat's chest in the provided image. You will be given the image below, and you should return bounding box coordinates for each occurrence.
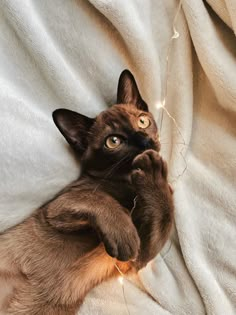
[74,176,136,210]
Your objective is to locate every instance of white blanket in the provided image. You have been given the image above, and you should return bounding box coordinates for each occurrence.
[0,0,235,314]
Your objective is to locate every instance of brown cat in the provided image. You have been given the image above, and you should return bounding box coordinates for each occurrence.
[0,70,174,315]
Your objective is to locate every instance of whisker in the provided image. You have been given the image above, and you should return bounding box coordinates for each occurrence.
[104,153,133,179]
[160,142,188,146]
[91,153,133,194]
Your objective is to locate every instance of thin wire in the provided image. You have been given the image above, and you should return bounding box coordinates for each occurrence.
[114,1,184,312]
[114,263,158,310]
[158,0,188,183]
[161,106,186,147]
[161,106,188,184]
[130,196,138,216]
[114,263,131,315]
[159,0,183,134]
[114,262,125,277]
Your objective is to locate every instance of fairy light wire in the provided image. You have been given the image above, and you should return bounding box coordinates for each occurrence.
[158,0,187,185]
[114,263,131,315]
[159,0,183,133]
[130,195,138,216]
[115,1,184,313]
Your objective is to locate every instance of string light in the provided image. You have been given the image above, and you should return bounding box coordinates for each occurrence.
[158,0,183,133]
[172,27,180,39]
[130,195,138,216]
[116,1,184,313]
[157,0,187,184]
[114,263,131,315]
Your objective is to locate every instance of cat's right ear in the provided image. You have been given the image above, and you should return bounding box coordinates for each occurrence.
[117,69,148,111]
[52,109,94,155]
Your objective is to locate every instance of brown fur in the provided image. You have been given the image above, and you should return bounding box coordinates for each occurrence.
[0,70,174,314]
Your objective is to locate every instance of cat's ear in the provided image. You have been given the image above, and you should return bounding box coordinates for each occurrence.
[117,69,148,111]
[52,108,94,155]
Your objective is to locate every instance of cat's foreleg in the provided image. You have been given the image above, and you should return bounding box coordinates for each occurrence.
[44,189,140,262]
[130,149,174,268]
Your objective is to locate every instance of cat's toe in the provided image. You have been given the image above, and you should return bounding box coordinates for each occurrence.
[116,233,140,262]
[102,226,140,262]
[131,168,145,185]
[102,236,119,258]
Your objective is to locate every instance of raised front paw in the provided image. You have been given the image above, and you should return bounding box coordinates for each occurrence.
[131,149,169,191]
[100,213,140,262]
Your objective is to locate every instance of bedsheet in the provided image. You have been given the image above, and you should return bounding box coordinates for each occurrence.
[0,1,235,314]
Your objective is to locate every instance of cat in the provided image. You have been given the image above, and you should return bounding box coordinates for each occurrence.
[0,70,174,315]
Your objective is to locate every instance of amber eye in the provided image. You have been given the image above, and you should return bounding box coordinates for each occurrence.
[105,136,122,149]
[138,115,150,129]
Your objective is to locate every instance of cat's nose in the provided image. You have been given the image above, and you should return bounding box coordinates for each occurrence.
[140,138,152,149]
[132,132,153,150]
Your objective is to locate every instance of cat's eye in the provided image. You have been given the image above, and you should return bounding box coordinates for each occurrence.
[105,136,122,149]
[138,115,150,129]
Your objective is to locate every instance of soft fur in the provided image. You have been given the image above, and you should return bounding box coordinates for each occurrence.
[0,70,174,314]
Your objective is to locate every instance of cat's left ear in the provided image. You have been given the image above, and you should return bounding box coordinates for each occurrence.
[117,69,148,112]
[52,108,95,155]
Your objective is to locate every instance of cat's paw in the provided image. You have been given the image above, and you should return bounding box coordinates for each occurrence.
[100,215,140,262]
[131,149,168,190]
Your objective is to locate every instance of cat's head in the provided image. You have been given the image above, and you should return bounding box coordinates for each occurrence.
[53,70,160,178]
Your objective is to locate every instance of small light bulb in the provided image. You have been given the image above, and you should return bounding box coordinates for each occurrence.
[118,276,124,285]
[155,101,163,109]
[172,27,179,39]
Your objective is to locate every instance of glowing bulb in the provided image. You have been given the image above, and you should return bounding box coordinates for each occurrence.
[172,27,179,39]
[155,101,163,109]
[118,276,124,285]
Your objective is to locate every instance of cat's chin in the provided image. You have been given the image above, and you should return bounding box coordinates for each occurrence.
[85,169,133,183]
[83,147,161,182]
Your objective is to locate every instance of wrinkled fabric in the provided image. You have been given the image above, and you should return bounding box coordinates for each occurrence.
[0,0,235,314]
